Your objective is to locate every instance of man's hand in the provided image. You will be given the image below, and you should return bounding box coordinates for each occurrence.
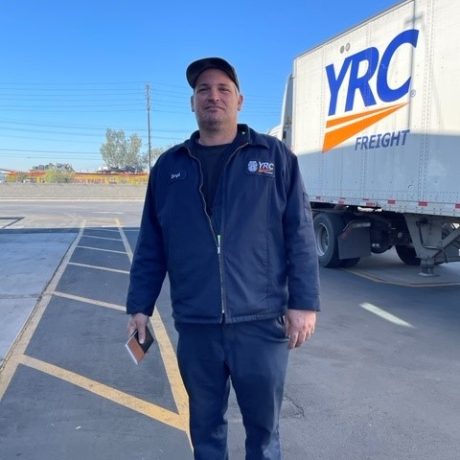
[285,309,317,349]
[127,313,149,344]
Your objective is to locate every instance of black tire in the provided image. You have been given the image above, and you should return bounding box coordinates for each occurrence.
[340,257,360,268]
[395,245,421,266]
[371,245,389,254]
[313,213,344,267]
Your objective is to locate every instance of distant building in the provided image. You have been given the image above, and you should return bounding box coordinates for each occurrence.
[31,163,73,172]
[98,165,142,174]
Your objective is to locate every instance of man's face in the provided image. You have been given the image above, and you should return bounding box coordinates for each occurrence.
[191,68,243,130]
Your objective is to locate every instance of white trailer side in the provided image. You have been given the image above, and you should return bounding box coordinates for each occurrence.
[280,0,460,273]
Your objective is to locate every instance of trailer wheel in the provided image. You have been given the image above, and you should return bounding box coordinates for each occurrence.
[341,257,360,268]
[395,245,421,266]
[314,213,344,267]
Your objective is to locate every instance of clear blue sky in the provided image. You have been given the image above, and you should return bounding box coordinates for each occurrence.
[0,0,399,172]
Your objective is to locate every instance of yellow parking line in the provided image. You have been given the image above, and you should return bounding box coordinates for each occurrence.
[1,219,191,447]
[151,310,190,433]
[20,355,185,431]
[118,220,190,442]
[55,290,191,438]
[0,222,85,400]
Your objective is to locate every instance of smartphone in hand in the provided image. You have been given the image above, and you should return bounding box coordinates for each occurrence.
[125,326,154,365]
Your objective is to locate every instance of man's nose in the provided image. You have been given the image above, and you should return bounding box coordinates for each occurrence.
[208,88,220,101]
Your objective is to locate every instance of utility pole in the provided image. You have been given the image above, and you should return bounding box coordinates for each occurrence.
[145,83,152,169]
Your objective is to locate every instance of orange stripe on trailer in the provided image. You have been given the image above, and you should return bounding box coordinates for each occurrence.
[325,105,401,128]
[418,201,428,207]
[322,103,407,152]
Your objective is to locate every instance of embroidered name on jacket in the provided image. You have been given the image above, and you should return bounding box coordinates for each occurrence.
[169,170,187,181]
[247,160,275,176]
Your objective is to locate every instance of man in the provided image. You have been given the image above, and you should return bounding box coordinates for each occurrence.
[126,57,320,460]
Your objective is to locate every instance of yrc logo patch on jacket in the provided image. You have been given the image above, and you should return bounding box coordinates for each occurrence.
[247,160,275,176]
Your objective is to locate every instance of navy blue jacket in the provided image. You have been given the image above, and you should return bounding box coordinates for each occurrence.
[126,125,320,323]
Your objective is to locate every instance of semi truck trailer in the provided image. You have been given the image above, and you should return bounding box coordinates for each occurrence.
[274,0,460,275]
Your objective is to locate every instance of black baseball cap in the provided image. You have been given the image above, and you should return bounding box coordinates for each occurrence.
[186,57,240,90]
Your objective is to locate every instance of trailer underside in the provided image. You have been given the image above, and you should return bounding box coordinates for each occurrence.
[311,204,460,275]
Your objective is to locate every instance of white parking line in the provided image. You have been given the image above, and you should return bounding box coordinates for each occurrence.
[360,302,415,328]
[85,227,120,233]
[77,245,127,254]
[53,291,125,311]
[92,212,124,215]
[81,234,122,242]
[68,262,130,274]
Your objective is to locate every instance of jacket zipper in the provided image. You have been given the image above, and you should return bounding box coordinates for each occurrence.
[216,234,225,321]
[186,147,225,319]
[217,142,248,321]
[187,141,248,322]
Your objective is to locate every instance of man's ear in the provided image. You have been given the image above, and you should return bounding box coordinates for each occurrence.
[190,95,195,112]
[237,94,244,111]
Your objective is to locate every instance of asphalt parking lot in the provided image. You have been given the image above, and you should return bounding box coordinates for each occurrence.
[1,198,460,460]
[0,223,192,459]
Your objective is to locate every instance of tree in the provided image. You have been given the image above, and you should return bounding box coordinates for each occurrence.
[148,146,172,166]
[100,129,145,170]
[44,167,74,183]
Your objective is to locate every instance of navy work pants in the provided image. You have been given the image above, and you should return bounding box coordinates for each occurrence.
[175,317,289,460]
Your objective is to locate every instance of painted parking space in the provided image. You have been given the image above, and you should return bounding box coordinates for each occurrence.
[70,245,131,272]
[0,221,192,459]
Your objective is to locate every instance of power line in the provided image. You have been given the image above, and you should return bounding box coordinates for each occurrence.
[0,148,99,155]
[0,82,278,105]
[0,118,190,134]
[0,134,103,143]
[0,108,146,113]
[1,155,102,162]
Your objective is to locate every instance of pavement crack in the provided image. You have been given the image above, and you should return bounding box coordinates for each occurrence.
[281,395,305,419]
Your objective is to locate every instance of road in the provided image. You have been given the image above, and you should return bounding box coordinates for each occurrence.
[0,200,144,229]
[1,200,460,459]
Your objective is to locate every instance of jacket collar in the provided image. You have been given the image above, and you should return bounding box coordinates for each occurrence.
[169,124,270,154]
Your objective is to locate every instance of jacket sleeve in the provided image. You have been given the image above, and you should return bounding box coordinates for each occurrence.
[283,150,320,311]
[126,164,167,316]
